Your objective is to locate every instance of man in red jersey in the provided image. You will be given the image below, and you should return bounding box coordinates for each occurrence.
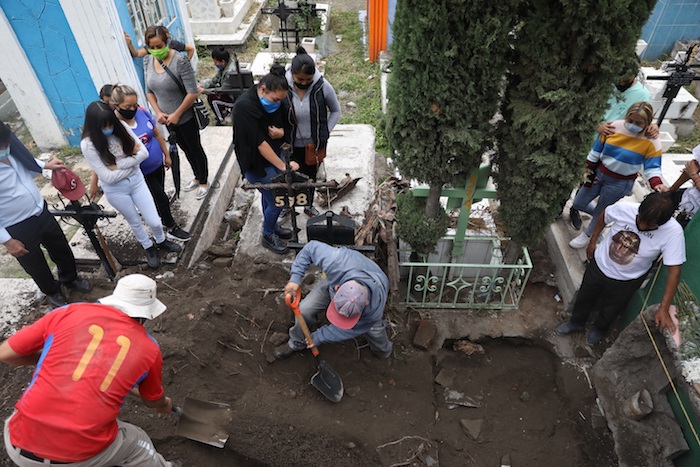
[0,274,179,466]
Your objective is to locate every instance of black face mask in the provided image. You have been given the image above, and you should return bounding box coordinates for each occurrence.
[118,107,137,120]
[294,81,312,90]
[616,81,634,93]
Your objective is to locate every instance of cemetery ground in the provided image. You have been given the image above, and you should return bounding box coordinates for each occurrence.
[0,236,618,467]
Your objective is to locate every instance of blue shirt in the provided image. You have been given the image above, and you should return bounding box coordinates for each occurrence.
[127,108,163,176]
[0,154,47,243]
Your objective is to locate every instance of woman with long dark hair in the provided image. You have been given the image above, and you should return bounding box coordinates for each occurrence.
[233,64,298,254]
[109,83,191,241]
[80,101,181,268]
[283,47,341,218]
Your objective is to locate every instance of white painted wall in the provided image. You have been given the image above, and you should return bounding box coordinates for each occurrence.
[0,9,68,148]
[177,0,199,71]
[59,0,148,108]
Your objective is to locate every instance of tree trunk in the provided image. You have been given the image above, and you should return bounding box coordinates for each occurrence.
[424,185,442,219]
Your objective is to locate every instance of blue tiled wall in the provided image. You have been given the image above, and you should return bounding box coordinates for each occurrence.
[641,0,700,60]
[0,0,97,145]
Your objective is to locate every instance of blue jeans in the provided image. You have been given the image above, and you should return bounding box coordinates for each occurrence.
[245,162,283,236]
[572,170,634,236]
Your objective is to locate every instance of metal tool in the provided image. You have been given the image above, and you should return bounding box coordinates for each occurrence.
[285,290,344,402]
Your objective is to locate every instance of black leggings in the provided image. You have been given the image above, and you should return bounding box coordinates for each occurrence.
[144,165,176,228]
[290,145,318,181]
[172,117,209,185]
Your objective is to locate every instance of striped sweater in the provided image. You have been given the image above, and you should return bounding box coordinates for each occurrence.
[586,120,663,188]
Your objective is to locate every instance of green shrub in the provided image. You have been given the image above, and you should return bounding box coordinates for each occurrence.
[396,192,450,255]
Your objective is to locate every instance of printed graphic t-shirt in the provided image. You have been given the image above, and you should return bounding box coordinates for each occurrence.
[7,303,164,462]
[595,203,686,280]
[129,107,164,176]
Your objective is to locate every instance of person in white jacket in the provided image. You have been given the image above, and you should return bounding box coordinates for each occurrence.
[81,101,181,268]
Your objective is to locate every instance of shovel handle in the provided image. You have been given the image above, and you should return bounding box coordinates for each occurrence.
[285,290,320,357]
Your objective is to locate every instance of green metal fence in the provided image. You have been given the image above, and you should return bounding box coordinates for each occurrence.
[399,236,532,309]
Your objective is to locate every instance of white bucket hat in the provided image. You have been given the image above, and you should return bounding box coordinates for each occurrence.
[99,274,166,320]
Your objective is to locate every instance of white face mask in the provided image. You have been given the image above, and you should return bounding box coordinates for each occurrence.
[0,147,10,160]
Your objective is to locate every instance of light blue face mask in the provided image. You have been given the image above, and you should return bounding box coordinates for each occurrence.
[102,127,114,136]
[259,96,281,113]
[625,122,644,134]
[0,147,10,160]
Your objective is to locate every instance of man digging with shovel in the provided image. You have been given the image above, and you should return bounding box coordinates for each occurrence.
[0,274,180,466]
[274,240,393,362]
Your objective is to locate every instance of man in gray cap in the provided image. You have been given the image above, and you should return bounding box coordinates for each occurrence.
[274,240,393,361]
[0,274,179,466]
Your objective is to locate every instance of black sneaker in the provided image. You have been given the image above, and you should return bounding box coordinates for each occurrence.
[273,343,298,360]
[569,208,582,230]
[166,225,192,242]
[275,224,293,240]
[47,292,68,308]
[157,239,183,253]
[67,277,92,293]
[304,206,320,217]
[145,246,160,268]
[261,233,288,254]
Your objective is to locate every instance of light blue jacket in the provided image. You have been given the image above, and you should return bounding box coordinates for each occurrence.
[289,241,389,345]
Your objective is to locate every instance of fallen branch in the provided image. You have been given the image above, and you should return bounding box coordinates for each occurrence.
[160,281,180,293]
[235,309,260,327]
[261,320,274,353]
[254,287,285,298]
[187,348,202,364]
[217,340,253,355]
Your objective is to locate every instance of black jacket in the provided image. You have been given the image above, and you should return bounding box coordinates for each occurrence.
[233,86,291,177]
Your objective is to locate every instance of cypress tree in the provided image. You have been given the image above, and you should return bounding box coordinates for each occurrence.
[386,0,516,219]
[494,0,656,247]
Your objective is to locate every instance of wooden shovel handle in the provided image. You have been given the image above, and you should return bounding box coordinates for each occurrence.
[285,290,320,357]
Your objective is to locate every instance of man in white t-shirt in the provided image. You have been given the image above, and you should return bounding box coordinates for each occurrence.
[556,193,685,345]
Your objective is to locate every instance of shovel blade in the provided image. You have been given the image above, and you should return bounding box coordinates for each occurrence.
[176,397,232,448]
[311,359,344,403]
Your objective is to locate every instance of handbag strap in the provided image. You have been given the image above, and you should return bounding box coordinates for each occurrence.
[157,58,188,97]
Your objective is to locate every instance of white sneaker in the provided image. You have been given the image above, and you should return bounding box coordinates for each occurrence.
[183,180,198,192]
[195,186,209,200]
[569,233,591,249]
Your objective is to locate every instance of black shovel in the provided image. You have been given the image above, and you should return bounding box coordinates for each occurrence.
[285,290,344,402]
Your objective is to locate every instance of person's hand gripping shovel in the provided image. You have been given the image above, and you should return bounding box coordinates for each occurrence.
[285,289,344,402]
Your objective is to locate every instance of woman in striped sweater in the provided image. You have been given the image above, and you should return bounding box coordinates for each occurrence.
[569,101,668,249]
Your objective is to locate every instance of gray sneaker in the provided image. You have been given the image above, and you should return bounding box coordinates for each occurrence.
[145,246,160,268]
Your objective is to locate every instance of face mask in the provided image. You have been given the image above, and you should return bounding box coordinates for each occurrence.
[625,122,644,134]
[294,81,312,90]
[148,46,169,61]
[118,107,137,120]
[616,81,634,93]
[102,127,114,136]
[0,147,9,160]
[215,64,225,70]
[259,96,281,113]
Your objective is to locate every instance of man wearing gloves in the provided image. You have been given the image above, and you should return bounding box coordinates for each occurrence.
[274,240,393,360]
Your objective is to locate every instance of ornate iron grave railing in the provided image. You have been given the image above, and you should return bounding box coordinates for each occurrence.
[399,236,532,309]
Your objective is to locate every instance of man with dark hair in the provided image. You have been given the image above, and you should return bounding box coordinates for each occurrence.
[556,193,685,345]
[0,122,91,307]
[0,274,179,466]
[198,47,238,125]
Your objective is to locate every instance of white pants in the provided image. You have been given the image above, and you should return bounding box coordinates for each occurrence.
[102,172,165,249]
[4,413,173,466]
